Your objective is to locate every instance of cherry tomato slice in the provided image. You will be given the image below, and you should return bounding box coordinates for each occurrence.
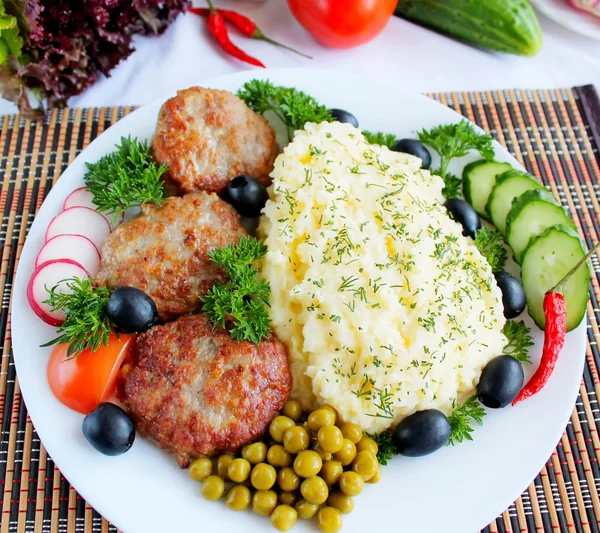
[47,333,135,414]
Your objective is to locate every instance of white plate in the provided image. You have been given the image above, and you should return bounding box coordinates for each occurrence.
[531,0,600,40]
[12,68,586,533]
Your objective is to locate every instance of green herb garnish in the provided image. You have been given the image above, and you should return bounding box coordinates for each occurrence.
[502,320,533,364]
[41,277,112,357]
[473,227,507,272]
[362,130,396,149]
[418,121,495,199]
[439,171,462,199]
[84,136,166,216]
[201,237,272,344]
[369,431,398,466]
[237,79,334,141]
[447,396,486,445]
[418,120,495,168]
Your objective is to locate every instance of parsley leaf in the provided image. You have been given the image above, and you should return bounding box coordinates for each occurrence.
[447,396,486,445]
[418,121,495,165]
[84,136,166,217]
[502,320,533,364]
[473,227,507,272]
[362,130,396,149]
[237,79,333,140]
[436,170,462,199]
[419,121,495,199]
[369,431,398,466]
[41,278,113,358]
[201,237,272,344]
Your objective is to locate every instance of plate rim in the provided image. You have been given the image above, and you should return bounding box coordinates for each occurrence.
[531,0,600,40]
[10,67,588,533]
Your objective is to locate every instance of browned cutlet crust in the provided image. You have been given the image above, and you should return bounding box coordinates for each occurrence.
[118,314,292,468]
[96,192,247,322]
[152,86,278,194]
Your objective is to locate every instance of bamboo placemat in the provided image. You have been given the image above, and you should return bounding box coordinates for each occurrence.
[1,86,599,533]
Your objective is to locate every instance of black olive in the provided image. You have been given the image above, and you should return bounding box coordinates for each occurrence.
[477,355,524,408]
[392,409,451,457]
[329,109,359,128]
[444,198,481,238]
[494,271,526,319]
[82,403,135,456]
[240,216,259,236]
[222,175,269,218]
[392,139,432,169]
[106,287,158,333]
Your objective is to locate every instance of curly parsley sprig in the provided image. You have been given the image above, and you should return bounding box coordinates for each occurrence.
[237,79,334,141]
[439,172,462,199]
[369,431,398,466]
[418,121,495,199]
[84,136,166,217]
[502,320,534,364]
[41,277,112,358]
[447,396,486,445]
[201,237,272,344]
[473,227,507,272]
[361,130,396,149]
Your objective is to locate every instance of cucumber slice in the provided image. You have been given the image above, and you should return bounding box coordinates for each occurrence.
[486,170,543,236]
[462,160,513,219]
[521,225,590,331]
[506,188,575,263]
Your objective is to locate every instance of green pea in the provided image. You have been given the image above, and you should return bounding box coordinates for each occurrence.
[242,442,267,464]
[252,490,278,516]
[225,485,251,511]
[317,506,343,533]
[271,505,298,532]
[188,457,212,481]
[251,463,277,491]
[201,476,225,501]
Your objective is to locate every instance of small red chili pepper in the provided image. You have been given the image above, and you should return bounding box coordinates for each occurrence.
[189,6,312,59]
[512,241,600,405]
[203,0,265,68]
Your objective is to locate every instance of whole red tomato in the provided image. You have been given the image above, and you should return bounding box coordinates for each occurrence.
[288,0,397,49]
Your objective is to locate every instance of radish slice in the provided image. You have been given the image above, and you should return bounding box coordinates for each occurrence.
[63,187,123,231]
[46,207,111,251]
[27,259,89,326]
[63,187,95,211]
[36,234,101,275]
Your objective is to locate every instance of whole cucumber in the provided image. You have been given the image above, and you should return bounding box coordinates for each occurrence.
[395,0,542,56]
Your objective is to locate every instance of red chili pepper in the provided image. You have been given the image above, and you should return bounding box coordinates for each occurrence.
[189,6,312,59]
[203,0,265,68]
[512,241,600,405]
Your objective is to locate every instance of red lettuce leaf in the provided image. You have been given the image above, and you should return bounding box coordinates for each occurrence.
[0,55,42,119]
[2,0,189,115]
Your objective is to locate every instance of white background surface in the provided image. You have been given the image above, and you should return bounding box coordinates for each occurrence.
[0,0,599,115]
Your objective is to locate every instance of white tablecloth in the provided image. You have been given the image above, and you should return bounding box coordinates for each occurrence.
[1,0,599,115]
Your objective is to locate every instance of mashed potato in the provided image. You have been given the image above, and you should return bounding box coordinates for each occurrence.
[259,121,506,434]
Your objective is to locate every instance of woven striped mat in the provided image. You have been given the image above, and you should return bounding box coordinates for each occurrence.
[1,87,599,533]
